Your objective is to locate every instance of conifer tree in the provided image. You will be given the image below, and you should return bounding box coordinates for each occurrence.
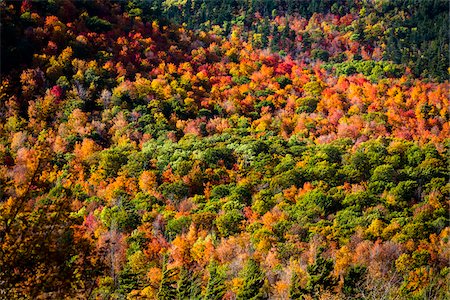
[305,248,337,300]
[204,260,227,300]
[157,255,177,300]
[343,265,367,298]
[189,271,202,300]
[177,267,190,300]
[177,267,202,300]
[236,258,267,300]
[289,271,304,300]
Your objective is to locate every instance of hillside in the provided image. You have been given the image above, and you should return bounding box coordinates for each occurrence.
[0,1,449,299]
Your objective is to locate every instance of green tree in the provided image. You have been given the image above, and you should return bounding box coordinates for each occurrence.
[204,260,227,300]
[157,255,177,300]
[343,265,367,298]
[98,145,132,177]
[305,248,337,299]
[303,190,336,215]
[236,258,267,300]
[215,209,244,237]
[289,271,304,299]
[178,267,201,300]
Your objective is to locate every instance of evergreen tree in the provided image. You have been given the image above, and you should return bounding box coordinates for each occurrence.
[261,17,270,48]
[305,248,337,300]
[204,260,227,300]
[289,271,304,300]
[157,255,178,300]
[343,265,367,299]
[189,272,203,300]
[117,265,140,296]
[236,258,267,300]
[177,267,202,300]
[270,24,280,52]
[177,267,191,300]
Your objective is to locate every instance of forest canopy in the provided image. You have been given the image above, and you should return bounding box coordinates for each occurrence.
[0,0,449,299]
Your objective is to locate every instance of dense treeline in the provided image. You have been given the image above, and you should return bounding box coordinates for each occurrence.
[123,0,448,80]
[0,0,449,299]
[3,0,448,80]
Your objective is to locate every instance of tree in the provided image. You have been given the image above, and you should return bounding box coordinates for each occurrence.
[157,255,178,300]
[215,209,244,237]
[236,258,267,300]
[343,265,367,298]
[0,184,105,299]
[305,248,337,299]
[98,146,132,178]
[0,133,105,299]
[177,267,201,300]
[289,271,304,300]
[204,260,227,300]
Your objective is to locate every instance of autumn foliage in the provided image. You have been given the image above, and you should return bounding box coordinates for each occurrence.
[0,1,448,299]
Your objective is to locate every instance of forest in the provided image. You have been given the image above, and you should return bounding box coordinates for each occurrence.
[0,0,448,299]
